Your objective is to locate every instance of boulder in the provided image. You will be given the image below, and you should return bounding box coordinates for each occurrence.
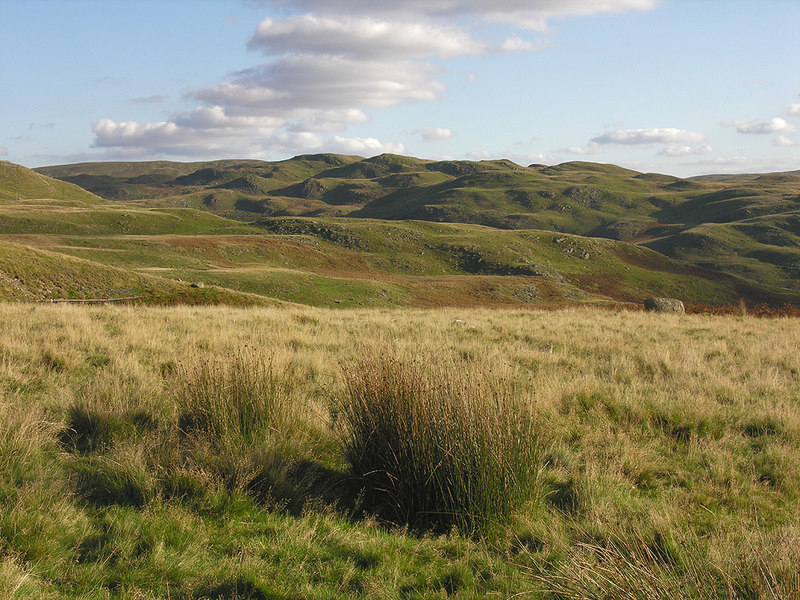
[644,297,685,314]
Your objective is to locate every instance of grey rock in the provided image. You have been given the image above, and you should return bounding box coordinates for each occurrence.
[644,297,685,314]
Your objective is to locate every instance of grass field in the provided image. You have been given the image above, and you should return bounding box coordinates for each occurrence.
[1,303,798,598]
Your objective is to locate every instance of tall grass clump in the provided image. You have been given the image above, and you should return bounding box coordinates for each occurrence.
[337,354,538,536]
[172,349,321,504]
[176,349,293,446]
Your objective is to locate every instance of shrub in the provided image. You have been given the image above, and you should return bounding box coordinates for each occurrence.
[337,355,538,535]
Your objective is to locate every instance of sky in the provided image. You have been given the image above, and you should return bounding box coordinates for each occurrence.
[1,0,799,176]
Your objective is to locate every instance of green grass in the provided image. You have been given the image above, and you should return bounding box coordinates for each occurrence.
[0,238,275,305]
[4,213,797,308]
[0,160,104,204]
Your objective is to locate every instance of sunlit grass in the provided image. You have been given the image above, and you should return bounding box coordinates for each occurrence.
[0,302,799,597]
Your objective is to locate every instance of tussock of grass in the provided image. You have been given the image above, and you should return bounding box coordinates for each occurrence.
[337,355,538,535]
[175,350,293,445]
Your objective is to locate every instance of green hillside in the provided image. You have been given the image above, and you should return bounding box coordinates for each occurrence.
[0,239,272,305]
[0,161,104,204]
[39,154,800,297]
[11,156,800,306]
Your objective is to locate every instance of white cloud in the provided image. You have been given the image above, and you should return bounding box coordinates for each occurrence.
[467,73,479,84]
[507,152,548,165]
[414,126,455,141]
[723,117,796,135]
[248,15,486,59]
[592,128,705,145]
[773,135,797,147]
[92,0,659,160]
[788,103,800,117]
[328,136,405,154]
[0,146,7,157]
[260,1,660,31]
[93,106,285,153]
[287,109,369,132]
[93,112,404,159]
[193,55,446,113]
[499,34,544,53]
[657,144,712,157]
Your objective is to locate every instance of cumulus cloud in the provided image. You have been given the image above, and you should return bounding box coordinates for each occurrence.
[787,103,800,117]
[657,144,712,157]
[328,136,405,154]
[592,128,705,146]
[193,55,446,113]
[93,0,659,159]
[723,117,796,135]
[286,109,369,132]
[0,146,7,157]
[93,112,404,158]
[773,135,797,147]
[414,126,455,141]
[248,15,486,59]
[259,0,659,31]
[94,105,283,155]
[500,34,545,53]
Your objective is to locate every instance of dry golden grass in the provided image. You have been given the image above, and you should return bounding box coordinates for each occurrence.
[0,302,798,597]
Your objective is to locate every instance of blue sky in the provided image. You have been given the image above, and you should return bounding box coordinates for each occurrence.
[1,0,799,176]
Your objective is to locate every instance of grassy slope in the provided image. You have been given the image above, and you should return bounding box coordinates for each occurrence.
[35,156,800,296]
[0,239,274,305]
[1,304,799,598]
[0,160,104,204]
[5,212,792,307]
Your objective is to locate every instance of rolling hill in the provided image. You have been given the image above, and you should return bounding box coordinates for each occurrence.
[37,155,800,299]
[0,156,793,307]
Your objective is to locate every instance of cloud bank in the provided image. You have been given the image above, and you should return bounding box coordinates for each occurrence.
[723,117,796,135]
[260,0,659,31]
[93,0,659,159]
[592,128,705,146]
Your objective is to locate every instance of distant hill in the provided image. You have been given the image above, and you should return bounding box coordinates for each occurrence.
[34,154,800,299]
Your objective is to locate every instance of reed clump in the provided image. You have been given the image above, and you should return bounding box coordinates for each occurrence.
[176,349,293,446]
[337,355,538,536]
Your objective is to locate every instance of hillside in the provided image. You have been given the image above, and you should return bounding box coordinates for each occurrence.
[36,155,800,298]
[0,160,104,204]
[0,238,272,306]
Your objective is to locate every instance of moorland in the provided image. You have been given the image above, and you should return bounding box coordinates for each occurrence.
[0,155,798,308]
[1,155,799,598]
